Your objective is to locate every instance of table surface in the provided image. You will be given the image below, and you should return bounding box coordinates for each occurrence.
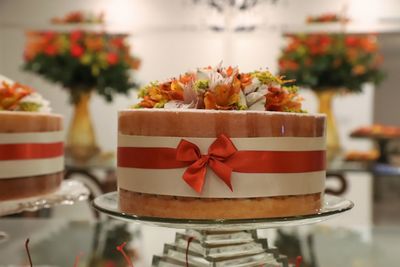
[0,218,399,267]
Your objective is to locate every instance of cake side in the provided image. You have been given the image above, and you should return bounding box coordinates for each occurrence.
[118,110,326,219]
[0,172,63,201]
[0,113,64,199]
[119,109,325,137]
[0,111,62,132]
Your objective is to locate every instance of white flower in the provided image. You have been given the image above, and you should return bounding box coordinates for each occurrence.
[20,92,52,113]
[164,100,194,109]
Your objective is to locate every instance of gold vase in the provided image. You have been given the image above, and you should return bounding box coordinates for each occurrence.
[66,92,100,163]
[316,90,341,161]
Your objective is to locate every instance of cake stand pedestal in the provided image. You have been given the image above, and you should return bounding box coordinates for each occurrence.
[0,180,90,243]
[152,229,289,267]
[93,193,353,267]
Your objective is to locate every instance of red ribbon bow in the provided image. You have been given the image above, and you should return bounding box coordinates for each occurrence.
[176,134,237,193]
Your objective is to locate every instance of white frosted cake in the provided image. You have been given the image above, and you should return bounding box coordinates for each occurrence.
[117,66,326,219]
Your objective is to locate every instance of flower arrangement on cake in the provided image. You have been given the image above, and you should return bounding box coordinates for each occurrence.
[119,65,326,220]
[135,64,304,112]
[0,75,50,112]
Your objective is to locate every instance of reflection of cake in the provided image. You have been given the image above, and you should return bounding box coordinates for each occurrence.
[345,150,379,162]
[117,66,326,219]
[0,76,64,201]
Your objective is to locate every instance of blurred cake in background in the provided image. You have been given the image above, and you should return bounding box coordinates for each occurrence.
[0,75,64,201]
[351,125,400,139]
[345,150,379,162]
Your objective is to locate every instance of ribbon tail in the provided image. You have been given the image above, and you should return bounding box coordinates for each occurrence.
[182,162,207,193]
[209,159,233,191]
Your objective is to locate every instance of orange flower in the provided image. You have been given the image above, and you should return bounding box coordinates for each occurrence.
[138,80,184,108]
[352,65,366,75]
[239,73,252,88]
[265,87,302,112]
[226,66,234,77]
[0,81,33,110]
[179,73,195,84]
[162,80,184,101]
[360,37,377,53]
[204,84,240,110]
[85,36,104,51]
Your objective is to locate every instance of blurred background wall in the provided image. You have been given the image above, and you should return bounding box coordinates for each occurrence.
[1,0,399,225]
[2,0,398,151]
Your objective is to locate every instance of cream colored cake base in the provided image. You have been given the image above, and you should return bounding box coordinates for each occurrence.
[119,189,322,219]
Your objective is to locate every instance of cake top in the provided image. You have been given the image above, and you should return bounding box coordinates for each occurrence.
[134,64,304,113]
[0,75,51,113]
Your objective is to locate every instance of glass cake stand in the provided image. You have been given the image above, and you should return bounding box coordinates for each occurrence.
[0,180,89,244]
[93,192,353,267]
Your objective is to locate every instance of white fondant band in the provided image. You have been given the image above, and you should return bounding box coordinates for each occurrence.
[118,134,325,152]
[0,157,64,179]
[117,168,325,198]
[0,131,64,144]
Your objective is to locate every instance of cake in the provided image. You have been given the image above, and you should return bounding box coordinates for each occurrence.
[117,65,326,219]
[0,75,64,201]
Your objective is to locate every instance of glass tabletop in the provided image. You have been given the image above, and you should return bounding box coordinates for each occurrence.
[0,218,399,267]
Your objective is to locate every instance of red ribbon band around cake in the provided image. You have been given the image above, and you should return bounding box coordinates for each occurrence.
[118,134,326,193]
[0,142,64,160]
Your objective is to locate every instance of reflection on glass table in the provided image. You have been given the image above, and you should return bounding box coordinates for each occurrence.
[0,218,399,267]
[329,158,400,177]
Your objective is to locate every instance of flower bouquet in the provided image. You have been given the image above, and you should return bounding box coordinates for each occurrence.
[24,30,140,102]
[278,32,385,159]
[278,33,384,92]
[23,29,141,162]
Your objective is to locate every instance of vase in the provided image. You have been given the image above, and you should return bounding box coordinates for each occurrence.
[66,92,100,163]
[316,90,341,162]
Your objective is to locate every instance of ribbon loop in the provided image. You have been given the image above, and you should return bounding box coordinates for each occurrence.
[176,139,201,162]
[176,134,237,193]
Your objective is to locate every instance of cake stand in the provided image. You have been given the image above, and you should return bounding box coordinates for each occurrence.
[0,180,90,243]
[93,192,353,267]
